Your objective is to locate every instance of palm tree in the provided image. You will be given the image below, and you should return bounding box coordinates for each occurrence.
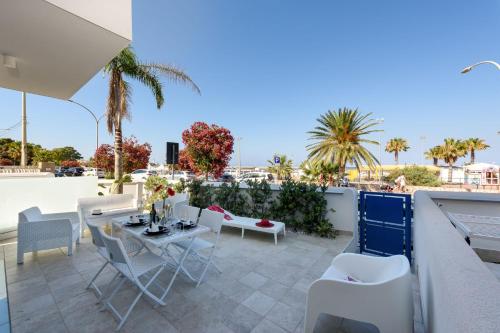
[105,47,200,193]
[307,108,380,180]
[300,160,338,186]
[464,138,489,164]
[385,138,409,165]
[425,146,442,166]
[267,154,293,181]
[440,138,467,183]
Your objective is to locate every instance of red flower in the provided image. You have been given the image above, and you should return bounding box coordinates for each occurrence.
[154,185,164,193]
[167,187,175,197]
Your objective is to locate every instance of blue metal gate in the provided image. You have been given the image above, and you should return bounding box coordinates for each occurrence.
[359,191,412,262]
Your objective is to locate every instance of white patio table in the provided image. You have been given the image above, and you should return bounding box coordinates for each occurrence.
[447,212,500,251]
[111,216,210,301]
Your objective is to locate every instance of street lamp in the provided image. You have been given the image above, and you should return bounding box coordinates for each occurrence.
[68,100,105,151]
[420,136,426,166]
[236,137,242,177]
[461,60,500,74]
[376,118,384,186]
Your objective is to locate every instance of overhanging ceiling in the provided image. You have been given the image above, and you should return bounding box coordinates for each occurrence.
[0,0,132,100]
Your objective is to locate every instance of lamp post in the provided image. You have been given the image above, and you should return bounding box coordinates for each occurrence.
[461,60,500,74]
[376,118,384,186]
[420,135,426,166]
[20,92,27,167]
[236,137,242,177]
[68,100,104,152]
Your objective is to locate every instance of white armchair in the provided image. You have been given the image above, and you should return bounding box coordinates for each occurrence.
[304,253,413,333]
[17,207,80,264]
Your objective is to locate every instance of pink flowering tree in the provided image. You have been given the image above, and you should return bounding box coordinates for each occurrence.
[182,122,234,180]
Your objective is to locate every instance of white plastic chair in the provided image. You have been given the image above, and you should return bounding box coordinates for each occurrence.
[100,232,168,331]
[17,207,80,264]
[304,253,413,333]
[175,204,200,222]
[172,209,224,286]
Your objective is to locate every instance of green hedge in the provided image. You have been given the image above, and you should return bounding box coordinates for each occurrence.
[385,166,441,187]
[187,179,335,238]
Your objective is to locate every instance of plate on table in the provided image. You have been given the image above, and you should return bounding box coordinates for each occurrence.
[176,220,197,230]
[125,220,148,227]
[143,226,170,236]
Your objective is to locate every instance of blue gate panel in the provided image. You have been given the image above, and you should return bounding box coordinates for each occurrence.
[359,191,412,262]
[365,195,405,225]
[364,224,405,256]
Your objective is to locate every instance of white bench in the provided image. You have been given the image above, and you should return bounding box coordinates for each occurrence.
[77,194,138,236]
[223,213,286,245]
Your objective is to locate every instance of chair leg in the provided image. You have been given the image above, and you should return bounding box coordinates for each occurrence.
[116,290,144,331]
[87,261,108,293]
[196,247,216,287]
[304,306,320,333]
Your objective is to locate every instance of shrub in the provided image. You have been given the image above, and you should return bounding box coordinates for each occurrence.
[245,180,273,218]
[270,180,335,237]
[0,158,13,166]
[214,181,247,215]
[144,176,170,210]
[173,178,188,194]
[385,166,440,187]
[61,160,80,167]
[187,179,213,209]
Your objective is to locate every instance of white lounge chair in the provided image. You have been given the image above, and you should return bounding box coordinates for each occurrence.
[304,253,413,333]
[17,207,80,264]
[215,207,286,245]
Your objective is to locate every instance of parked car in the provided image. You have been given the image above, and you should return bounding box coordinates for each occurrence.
[217,174,235,182]
[83,168,105,178]
[129,169,157,182]
[54,167,64,177]
[163,170,195,181]
[236,172,273,183]
[60,167,83,177]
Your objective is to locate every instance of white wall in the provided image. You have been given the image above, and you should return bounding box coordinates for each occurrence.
[0,177,97,234]
[414,191,500,333]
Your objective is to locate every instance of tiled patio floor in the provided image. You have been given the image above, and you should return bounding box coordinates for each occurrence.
[2,228,422,333]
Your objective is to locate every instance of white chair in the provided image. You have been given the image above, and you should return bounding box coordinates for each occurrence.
[87,222,145,299]
[172,209,224,286]
[17,207,80,264]
[304,253,413,333]
[174,204,200,222]
[100,232,168,331]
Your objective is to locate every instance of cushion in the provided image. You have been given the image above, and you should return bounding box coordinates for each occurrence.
[207,205,233,220]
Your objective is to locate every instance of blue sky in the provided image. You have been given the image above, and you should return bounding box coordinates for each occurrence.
[1,0,500,166]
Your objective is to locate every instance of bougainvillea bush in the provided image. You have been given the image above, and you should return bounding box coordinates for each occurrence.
[182,122,234,179]
[60,160,80,168]
[93,136,151,174]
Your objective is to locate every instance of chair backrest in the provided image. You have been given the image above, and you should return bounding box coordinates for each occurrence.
[172,200,188,218]
[176,205,201,223]
[87,222,106,249]
[19,207,42,223]
[100,232,134,277]
[199,209,224,234]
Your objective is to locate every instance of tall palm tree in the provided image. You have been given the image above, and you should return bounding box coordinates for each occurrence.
[464,138,489,164]
[307,108,380,180]
[440,138,467,183]
[424,146,442,167]
[105,47,200,193]
[385,137,409,164]
[267,154,293,180]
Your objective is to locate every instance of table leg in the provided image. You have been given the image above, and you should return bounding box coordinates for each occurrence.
[241,228,245,238]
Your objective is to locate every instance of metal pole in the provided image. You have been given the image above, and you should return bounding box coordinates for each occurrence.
[67,100,103,152]
[237,137,242,177]
[20,92,27,167]
[420,136,426,166]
